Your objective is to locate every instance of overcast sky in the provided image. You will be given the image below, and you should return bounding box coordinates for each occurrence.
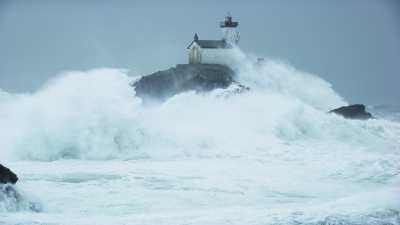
[0,0,399,105]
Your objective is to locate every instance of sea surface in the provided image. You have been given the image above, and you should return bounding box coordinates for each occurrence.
[1,52,399,225]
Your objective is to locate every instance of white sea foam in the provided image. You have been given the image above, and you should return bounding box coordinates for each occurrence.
[0,56,350,161]
[0,51,399,224]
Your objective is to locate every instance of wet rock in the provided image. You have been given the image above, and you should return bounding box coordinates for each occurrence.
[329,104,373,120]
[132,64,247,102]
[0,164,18,184]
[0,165,41,212]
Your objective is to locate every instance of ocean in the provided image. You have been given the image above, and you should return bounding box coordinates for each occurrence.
[1,51,399,225]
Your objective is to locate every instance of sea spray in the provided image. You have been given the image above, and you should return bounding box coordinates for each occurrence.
[230,47,346,110]
[0,57,398,162]
[0,52,399,224]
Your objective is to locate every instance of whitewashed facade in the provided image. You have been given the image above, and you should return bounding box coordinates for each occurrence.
[187,15,239,66]
[189,47,237,65]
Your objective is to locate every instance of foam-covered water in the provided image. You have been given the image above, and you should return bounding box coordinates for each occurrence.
[1,51,399,225]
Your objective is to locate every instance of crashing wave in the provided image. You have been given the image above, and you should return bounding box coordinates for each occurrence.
[0,184,41,212]
[0,50,399,225]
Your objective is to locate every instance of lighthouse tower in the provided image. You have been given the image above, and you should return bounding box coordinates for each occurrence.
[220,14,240,44]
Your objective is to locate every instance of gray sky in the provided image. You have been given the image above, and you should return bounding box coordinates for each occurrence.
[0,0,399,105]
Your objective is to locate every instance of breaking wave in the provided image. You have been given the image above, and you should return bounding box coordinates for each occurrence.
[0,50,399,224]
[0,58,399,162]
[0,58,357,161]
[0,184,41,213]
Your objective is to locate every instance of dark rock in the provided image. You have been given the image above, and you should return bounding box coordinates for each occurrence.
[132,64,240,102]
[329,104,373,120]
[0,164,18,184]
[0,165,41,212]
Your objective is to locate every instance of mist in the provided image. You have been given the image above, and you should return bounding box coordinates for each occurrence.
[0,0,399,105]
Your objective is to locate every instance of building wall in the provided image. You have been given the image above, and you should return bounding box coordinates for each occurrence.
[188,45,237,65]
[200,48,236,66]
[188,44,201,64]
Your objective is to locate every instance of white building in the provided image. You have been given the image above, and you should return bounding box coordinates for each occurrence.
[187,15,240,65]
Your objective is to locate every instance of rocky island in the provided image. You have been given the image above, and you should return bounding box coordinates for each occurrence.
[132,64,248,102]
[329,104,373,120]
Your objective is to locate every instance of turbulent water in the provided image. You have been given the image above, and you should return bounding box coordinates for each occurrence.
[1,51,400,225]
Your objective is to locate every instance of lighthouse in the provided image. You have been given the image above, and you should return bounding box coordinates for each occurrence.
[187,14,240,65]
[220,14,240,44]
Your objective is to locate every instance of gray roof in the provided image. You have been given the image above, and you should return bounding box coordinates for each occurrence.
[187,40,232,49]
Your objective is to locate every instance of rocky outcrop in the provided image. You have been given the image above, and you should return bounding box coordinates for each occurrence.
[132,64,247,102]
[329,104,373,120]
[0,164,18,184]
[0,164,21,211]
[0,164,41,212]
